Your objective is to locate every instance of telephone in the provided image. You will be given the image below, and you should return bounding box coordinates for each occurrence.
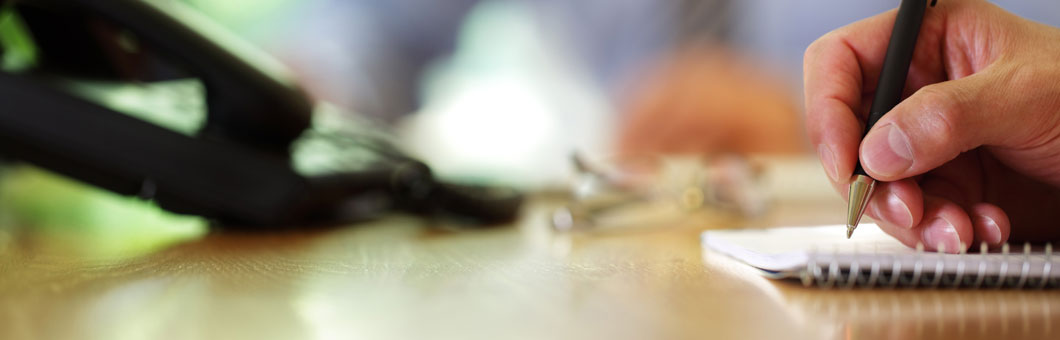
[0,0,521,227]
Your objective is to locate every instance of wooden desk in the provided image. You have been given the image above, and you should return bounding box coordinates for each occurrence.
[1,167,1058,340]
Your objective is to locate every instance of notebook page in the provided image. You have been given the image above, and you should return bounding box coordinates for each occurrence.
[703,224,1060,284]
[702,224,908,273]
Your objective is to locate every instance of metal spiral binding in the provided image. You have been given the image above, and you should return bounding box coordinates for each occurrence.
[940,242,966,287]
[985,244,1009,288]
[905,243,924,286]
[971,242,988,288]
[884,254,901,288]
[800,241,1059,289]
[1042,244,1054,288]
[925,243,945,287]
[1015,243,1031,288]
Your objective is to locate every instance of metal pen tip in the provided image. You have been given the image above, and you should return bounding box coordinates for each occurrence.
[845,174,877,239]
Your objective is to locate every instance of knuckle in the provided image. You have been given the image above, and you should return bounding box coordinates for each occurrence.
[1000,64,1037,91]
[804,32,838,68]
[995,65,1060,147]
[804,38,823,61]
[916,85,965,147]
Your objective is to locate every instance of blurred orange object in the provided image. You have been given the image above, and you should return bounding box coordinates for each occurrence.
[616,46,806,157]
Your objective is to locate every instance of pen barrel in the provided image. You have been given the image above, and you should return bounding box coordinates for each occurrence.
[855,0,928,177]
[866,0,927,128]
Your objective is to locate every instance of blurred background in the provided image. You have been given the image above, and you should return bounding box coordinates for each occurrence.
[175,0,1060,187]
[1,0,1060,253]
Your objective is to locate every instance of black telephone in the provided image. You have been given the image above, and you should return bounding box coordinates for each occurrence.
[0,0,521,227]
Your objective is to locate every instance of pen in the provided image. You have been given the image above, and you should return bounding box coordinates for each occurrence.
[847,0,935,238]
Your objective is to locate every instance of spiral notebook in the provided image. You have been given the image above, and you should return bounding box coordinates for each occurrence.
[702,224,1060,289]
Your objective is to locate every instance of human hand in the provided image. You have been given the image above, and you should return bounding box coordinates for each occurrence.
[805,0,1060,252]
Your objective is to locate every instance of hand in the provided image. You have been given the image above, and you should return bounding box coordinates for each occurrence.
[805,0,1060,252]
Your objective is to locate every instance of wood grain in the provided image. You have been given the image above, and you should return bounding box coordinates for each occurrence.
[1,172,1058,340]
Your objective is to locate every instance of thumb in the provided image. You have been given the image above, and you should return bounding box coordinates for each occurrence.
[859,71,1013,181]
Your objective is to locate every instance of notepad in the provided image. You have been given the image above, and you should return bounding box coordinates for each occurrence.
[702,224,1060,289]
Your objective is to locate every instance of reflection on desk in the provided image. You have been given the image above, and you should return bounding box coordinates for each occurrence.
[1,158,1058,340]
[782,287,1056,339]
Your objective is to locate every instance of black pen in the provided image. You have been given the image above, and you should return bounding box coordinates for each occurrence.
[847,0,936,238]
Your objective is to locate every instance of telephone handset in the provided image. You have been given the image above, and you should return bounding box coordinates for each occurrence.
[0,0,522,227]
[11,0,312,152]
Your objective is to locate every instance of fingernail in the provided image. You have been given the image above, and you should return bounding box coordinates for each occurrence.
[921,218,960,252]
[817,144,838,182]
[861,124,913,177]
[878,191,914,229]
[978,215,1002,245]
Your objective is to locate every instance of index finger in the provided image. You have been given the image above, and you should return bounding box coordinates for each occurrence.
[804,10,897,187]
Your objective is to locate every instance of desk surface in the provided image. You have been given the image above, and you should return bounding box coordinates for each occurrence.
[1,166,1058,340]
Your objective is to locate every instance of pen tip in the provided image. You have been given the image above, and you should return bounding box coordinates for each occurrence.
[845,175,875,240]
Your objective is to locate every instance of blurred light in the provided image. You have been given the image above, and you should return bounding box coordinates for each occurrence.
[0,229,9,253]
[400,0,613,188]
[183,0,292,29]
[0,166,207,257]
[426,79,556,175]
[0,4,38,72]
[62,79,207,136]
[143,0,295,84]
